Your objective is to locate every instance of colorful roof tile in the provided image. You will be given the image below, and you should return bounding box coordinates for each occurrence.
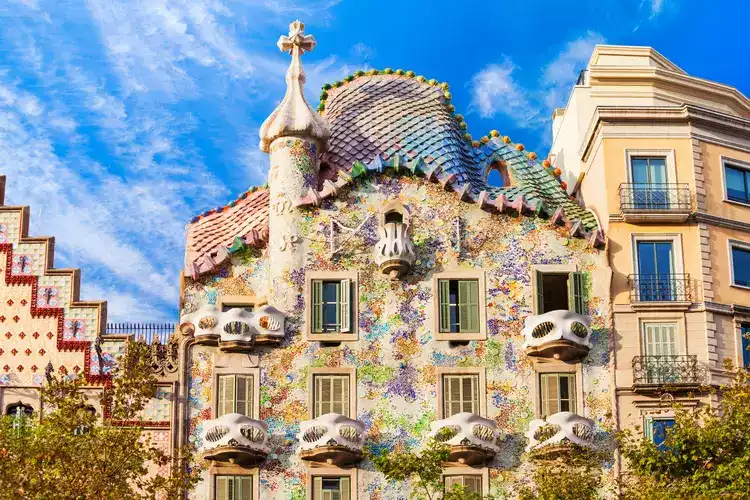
[184,188,269,278]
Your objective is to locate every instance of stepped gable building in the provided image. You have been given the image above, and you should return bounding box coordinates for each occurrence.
[549,45,750,464]
[178,21,613,499]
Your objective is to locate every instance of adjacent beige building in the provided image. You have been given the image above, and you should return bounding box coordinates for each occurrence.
[550,45,750,453]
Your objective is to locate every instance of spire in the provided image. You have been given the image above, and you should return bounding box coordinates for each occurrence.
[259,20,330,153]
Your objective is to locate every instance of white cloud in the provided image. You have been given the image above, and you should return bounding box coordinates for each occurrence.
[469,58,541,127]
[350,42,375,60]
[541,31,605,110]
[650,0,665,19]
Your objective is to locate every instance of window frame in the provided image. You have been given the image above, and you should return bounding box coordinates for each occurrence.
[441,467,489,497]
[539,372,577,418]
[432,270,487,341]
[306,271,358,342]
[209,467,259,500]
[532,361,582,419]
[624,149,677,185]
[306,468,357,500]
[217,295,260,313]
[307,367,356,420]
[531,264,588,315]
[212,367,260,420]
[436,367,486,419]
[728,239,750,290]
[721,156,750,207]
[644,415,676,450]
[641,322,679,357]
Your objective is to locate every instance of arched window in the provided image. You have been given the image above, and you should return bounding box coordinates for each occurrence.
[486,160,512,187]
[379,201,409,227]
[6,402,33,431]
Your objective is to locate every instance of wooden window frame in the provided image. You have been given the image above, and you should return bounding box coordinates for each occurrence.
[531,264,587,315]
[212,367,261,420]
[306,271,358,342]
[436,367,486,419]
[209,464,259,500]
[441,467,489,497]
[539,372,577,417]
[306,467,358,500]
[532,361,583,419]
[307,367,357,420]
[432,270,487,341]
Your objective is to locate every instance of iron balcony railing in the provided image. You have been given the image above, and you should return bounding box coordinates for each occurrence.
[105,323,175,344]
[628,274,691,302]
[632,355,701,386]
[619,183,691,212]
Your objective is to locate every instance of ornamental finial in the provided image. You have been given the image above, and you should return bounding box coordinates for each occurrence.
[258,20,330,153]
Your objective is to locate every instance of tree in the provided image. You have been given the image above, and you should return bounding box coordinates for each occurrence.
[517,447,605,500]
[0,340,200,499]
[618,366,750,499]
[368,434,490,500]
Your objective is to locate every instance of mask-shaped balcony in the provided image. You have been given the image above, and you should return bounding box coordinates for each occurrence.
[373,205,416,279]
[525,411,595,459]
[297,413,365,466]
[428,412,500,466]
[179,304,286,351]
[522,310,592,361]
[200,413,270,466]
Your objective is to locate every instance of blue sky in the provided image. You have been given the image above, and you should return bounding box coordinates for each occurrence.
[0,0,748,322]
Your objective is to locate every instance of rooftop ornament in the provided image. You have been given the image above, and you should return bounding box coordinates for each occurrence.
[373,202,416,279]
[259,20,330,153]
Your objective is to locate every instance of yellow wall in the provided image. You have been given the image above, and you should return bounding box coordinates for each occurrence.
[700,142,750,221]
[706,225,750,305]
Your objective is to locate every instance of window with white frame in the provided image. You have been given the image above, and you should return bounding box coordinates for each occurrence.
[724,161,750,204]
[312,476,351,500]
[444,475,482,495]
[442,374,480,417]
[729,241,750,288]
[215,475,252,500]
[539,373,576,418]
[644,416,675,451]
[311,279,352,334]
[642,323,678,356]
[313,374,350,418]
[217,374,254,418]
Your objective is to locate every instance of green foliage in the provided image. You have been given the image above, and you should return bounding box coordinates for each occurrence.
[618,368,750,499]
[517,447,605,500]
[0,340,201,499]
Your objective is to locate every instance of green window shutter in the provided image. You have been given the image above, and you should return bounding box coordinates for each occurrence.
[216,476,228,500]
[644,416,654,441]
[465,476,481,493]
[340,477,350,500]
[339,279,351,333]
[341,376,349,417]
[569,272,586,314]
[540,374,549,417]
[444,476,461,494]
[536,271,545,313]
[313,477,323,500]
[333,377,344,415]
[566,374,576,413]
[461,376,474,413]
[312,280,323,333]
[236,375,252,417]
[239,476,252,500]
[458,280,480,333]
[445,376,462,417]
[438,279,451,332]
[218,375,235,416]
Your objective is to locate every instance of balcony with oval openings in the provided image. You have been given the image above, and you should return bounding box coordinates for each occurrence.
[428,413,500,466]
[199,413,270,466]
[525,411,595,460]
[522,310,592,361]
[179,304,286,351]
[373,201,416,279]
[297,413,365,466]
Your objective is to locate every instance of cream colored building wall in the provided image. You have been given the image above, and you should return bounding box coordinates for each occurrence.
[704,225,750,305]
[699,142,750,221]
[579,139,609,231]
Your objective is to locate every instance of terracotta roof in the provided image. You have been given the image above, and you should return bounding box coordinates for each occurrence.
[184,188,269,278]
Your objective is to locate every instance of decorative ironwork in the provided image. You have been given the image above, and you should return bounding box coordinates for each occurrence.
[145,335,179,375]
[619,183,691,212]
[628,274,691,302]
[106,323,175,344]
[632,355,701,387]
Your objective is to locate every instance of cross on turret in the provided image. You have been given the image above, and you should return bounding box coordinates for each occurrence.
[277,20,316,55]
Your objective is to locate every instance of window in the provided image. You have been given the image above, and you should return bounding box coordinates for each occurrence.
[645,417,675,451]
[6,403,33,432]
[539,373,576,418]
[631,157,669,209]
[310,278,352,335]
[221,303,254,313]
[442,374,479,417]
[636,241,676,301]
[215,475,252,500]
[313,374,350,418]
[725,163,750,204]
[312,476,350,500]
[74,406,96,435]
[384,210,403,224]
[730,242,750,288]
[741,324,750,369]
[535,271,586,314]
[438,279,480,333]
[444,475,482,495]
[217,374,254,418]
[643,323,678,357]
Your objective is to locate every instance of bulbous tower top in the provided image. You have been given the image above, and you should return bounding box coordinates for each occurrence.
[258,20,330,153]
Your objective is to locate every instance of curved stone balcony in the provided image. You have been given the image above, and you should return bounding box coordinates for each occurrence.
[373,221,416,279]
[200,413,270,466]
[522,310,592,361]
[428,412,500,466]
[525,411,595,459]
[297,413,365,466]
[180,304,286,351]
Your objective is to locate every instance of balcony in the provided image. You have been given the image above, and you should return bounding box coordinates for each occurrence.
[200,413,270,466]
[428,413,499,466]
[297,413,365,466]
[628,274,692,310]
[526,411,595,459]
[618,183,691,223]
[632,355,703,393]
[179,304,286,351]
[522,310,592,361]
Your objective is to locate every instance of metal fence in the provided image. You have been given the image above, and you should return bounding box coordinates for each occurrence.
[618,183,691,212]
[628,274,692,302]
[105,323,175,344]
[632,355,701,386]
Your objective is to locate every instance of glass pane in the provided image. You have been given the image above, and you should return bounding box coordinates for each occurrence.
[651,419,675,450]
[741,324,750,368]
[631,158,650,184]
[732,247,750,287]
[726,166,748,202]
[648,158,667,184]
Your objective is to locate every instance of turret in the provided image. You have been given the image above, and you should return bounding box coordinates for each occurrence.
[258,20,330,314]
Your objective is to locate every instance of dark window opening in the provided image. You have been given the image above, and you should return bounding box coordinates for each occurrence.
[384,211,403,224]
[221,303,254,313]
[539,274,569,313]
